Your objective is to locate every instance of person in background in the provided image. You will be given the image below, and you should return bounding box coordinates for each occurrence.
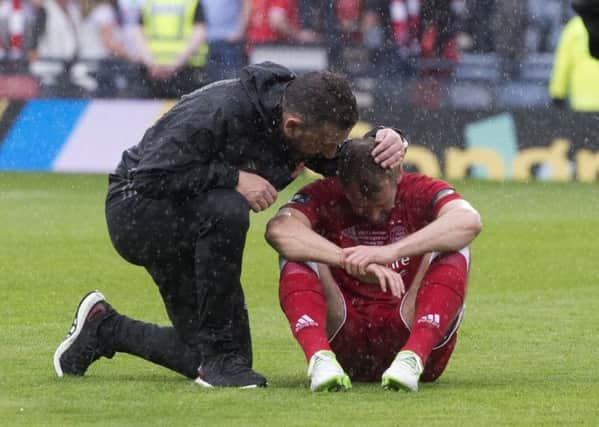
[492,0,527,79]
[135,0,208,98]
[572,0,599,59]
[326,0,363,72]
[116,0,144,60]
[333,0,363,43]
[246,0,319,50]
[527,0,569,53]
[460,0,495,53]
[27,0,82,95]
[361,0,421,78]
[79,0,138,96]
[550,14,599,111]
[419,0,459,65]
[202,0,251,82]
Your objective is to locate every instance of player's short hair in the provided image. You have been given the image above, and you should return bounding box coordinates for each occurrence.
[282,71,358,130]
[338,138,399,198]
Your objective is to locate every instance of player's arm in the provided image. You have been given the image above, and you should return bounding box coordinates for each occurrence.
[389,198,481,255]
[344,198,482,274]
[266,207,405,297]
[265,207,344,267]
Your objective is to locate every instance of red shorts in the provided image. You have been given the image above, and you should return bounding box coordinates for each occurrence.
[330,295,461,382]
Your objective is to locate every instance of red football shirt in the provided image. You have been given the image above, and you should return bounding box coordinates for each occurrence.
[284,173,462,302]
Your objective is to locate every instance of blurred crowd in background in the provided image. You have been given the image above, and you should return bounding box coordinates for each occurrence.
[1,0,596,110]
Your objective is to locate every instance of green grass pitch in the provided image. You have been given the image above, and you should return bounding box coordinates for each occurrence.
[1,172,598,426]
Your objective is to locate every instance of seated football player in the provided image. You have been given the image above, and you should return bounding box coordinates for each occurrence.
[265,137,482,392]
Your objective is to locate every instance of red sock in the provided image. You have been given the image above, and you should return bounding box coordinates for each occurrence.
[403,253,468,365]
[279,262,331,362]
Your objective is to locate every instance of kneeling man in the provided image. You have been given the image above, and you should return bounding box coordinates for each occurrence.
[265,137,482,392]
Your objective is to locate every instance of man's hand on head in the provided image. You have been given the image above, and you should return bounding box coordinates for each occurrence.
[371,128,408,169]
[236,171,278,212]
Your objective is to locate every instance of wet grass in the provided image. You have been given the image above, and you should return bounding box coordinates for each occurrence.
[1,172,598,426]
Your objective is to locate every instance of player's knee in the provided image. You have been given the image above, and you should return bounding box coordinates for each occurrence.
[424,254,470,300]
[279,262,323,302]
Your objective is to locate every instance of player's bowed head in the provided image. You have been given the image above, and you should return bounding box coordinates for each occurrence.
[337,137,401,226]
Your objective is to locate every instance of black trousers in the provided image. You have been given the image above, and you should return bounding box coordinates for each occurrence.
[103,188,252,379]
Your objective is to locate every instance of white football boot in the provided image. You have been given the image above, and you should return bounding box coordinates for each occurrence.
[381,350,424,392]
[307,350,352,392]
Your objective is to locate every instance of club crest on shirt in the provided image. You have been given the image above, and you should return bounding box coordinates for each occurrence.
[290,193,310,204]
[389,225,408,242]
[341,226,358,241]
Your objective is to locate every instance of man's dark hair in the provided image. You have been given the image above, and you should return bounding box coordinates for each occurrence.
[282,71,359,129]
[337,138,399,199]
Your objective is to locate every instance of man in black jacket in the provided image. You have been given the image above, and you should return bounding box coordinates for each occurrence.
[53,62,407,388]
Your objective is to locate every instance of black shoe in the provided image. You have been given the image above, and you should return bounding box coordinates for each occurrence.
[53,290,113,377]
[195,353,267,388]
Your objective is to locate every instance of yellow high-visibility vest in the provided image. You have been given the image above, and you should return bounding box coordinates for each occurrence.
[549,16,599,111]
[142,0,208,67]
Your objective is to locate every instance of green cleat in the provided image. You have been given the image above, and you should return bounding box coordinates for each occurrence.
[381,350,424,392]
[307,350,352,392]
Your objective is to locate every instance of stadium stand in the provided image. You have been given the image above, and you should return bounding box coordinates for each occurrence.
[0,0,575,111]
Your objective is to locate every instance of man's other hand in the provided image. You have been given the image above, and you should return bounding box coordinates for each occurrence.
[365,264,405,297]
[236,171,278,212]
[343,245,397,275]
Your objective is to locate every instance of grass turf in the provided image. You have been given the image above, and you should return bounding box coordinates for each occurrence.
[1,172,598,426]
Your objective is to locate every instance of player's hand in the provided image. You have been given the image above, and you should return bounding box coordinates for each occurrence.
[365,264,405,298]
[343,245,397,275]
[236,171,278,212]
[371,128,408,169]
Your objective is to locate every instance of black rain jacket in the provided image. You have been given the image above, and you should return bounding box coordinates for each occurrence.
[107,62,344,201]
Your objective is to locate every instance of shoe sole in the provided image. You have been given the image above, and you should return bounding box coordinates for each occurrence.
[381,376,417,392]
[194,377,267,389]
[312,375,352,392]
[53,290,106,377]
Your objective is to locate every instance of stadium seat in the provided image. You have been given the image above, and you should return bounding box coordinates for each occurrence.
[520,53,555,83]
[454,53,501,82]
[448,82,494,109]
[249,44,328,73]
[339,46,371,77]
[495,81,550,108]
